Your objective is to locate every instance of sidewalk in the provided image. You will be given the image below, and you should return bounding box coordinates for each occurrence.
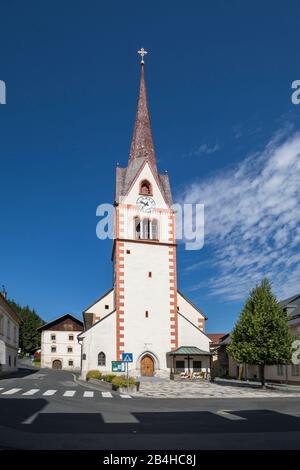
[132,377,300,398]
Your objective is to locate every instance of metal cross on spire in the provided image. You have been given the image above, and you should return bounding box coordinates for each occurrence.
[138,47,148,64]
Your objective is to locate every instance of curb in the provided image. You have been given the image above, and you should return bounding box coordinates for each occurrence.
[72,374,122,394]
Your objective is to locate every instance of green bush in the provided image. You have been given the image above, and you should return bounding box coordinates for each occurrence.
[111,375,137,390]
[86,370,102,380]
[102,374,116,383]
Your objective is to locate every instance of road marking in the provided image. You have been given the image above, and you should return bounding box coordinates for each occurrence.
[63,390,76,397]
[0,388,4,391]
[275,410,300,418]
[101,411,138,423]
[22,389,40,396]
[216,410,247,421]
[2,388,22,395]
[102,392,113,398]
[42,390,57,396]
[22,411,40,424]
[83,391,94,398]
[120,394,132,399]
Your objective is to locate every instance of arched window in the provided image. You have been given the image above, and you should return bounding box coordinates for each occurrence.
[139,180,152,195]
[142,218,150,239]
[134,218,159,240]
[98,351,106,366]
[135,217,141,239]
[151,219,158,240]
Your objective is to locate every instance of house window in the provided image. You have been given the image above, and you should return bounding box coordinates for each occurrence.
[69,335,74,341]
[126,249,131,254]
[8,355,11,366]
[193,360,202,372]
[67,347,73,353]
[14,356,16,367]
[51,346,56,353]
[98,351,106,366]
[277,364,284,376]
[175,360,185,373]
[145,311,149,318]
[51,334,56,341]
[68,360,74,366]
[292,364,300,376]
[105,305,109,310]
[0,315,3,335]
[7,320,10,339]
[139,179,152,195]
[82,353,86,360]
[148,272,152,278]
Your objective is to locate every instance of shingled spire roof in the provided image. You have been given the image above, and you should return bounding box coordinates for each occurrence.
[129,62,156,169]
[115,53,173,207]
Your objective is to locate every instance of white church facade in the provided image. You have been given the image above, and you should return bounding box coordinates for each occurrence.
[78,54,211,379]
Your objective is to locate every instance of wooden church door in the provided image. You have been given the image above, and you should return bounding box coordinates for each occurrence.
[140,355,154,376]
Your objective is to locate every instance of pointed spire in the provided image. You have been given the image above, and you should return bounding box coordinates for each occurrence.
[129,50,157,169]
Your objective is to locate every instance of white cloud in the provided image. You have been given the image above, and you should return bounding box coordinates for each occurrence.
[185,143,220,157]
[179,129,300,301]
[196,143,220,155]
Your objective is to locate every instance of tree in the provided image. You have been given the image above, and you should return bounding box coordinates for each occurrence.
[8,300,44,354]
[227,278,293,388]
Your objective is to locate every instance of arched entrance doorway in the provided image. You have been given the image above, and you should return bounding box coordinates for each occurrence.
[140,355,154,376]
[52,359,62,369]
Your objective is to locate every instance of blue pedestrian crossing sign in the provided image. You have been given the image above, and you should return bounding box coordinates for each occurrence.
[122,353,133,363]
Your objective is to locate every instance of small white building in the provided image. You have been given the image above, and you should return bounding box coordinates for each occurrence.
[38,314,83,371]
[78,59,212,379]
[0,290,20,375]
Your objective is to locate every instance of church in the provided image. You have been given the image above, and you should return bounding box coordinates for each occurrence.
[78,51,211,379]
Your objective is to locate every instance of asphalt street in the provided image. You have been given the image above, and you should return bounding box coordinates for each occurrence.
[0,365,300,450]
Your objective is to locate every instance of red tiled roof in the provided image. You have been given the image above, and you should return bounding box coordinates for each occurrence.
[207,333,226,344]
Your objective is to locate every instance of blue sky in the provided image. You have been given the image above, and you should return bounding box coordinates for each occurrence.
[0,1,300,332]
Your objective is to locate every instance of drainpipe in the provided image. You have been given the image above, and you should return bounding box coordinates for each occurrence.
[78,336,83,379]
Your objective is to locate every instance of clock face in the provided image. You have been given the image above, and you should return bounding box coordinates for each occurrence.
[136,196,156,213]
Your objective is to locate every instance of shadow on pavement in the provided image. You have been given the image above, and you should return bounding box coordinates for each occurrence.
[0,398,48,425]
[0,367,39,380]
[0,399,300,438]
[214,379,262,389]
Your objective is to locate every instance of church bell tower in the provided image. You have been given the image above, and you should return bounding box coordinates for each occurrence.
[113,50,178,371]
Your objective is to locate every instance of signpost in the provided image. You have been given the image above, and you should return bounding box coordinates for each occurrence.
[122,353,133,390]
[112,361,125,373]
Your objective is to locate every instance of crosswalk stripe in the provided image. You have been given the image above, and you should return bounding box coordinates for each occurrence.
[216,410,247,421]
[42,390,57,396]
[22,389,40,396]
[2,388,22,395]
[0,388,134,399]
[63,390,76,397]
